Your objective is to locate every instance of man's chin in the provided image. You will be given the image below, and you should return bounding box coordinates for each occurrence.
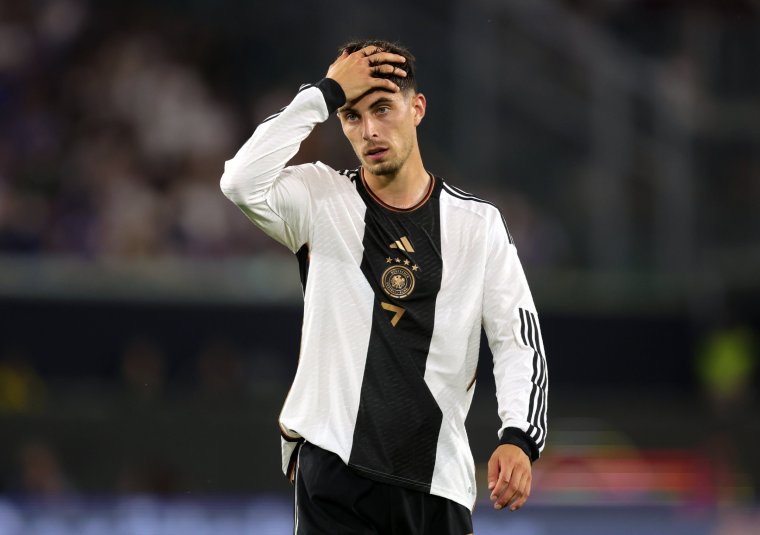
[363,160,400,177]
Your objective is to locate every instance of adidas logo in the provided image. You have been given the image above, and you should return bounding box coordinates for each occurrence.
[389,236,415,253]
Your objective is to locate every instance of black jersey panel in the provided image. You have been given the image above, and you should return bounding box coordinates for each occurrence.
[349,173,445,492]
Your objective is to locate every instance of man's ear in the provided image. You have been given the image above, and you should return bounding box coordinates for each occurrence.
[411,92,426,126]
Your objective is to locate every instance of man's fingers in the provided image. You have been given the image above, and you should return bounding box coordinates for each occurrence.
[360,45,384,57]
[357,46,407,65]
[490,463,514,504]
[495,475,521,510]
[368,77,400,93]
[487,455,499,491]
[494,469,531,511]
[510,476,531,511]
[487,445,533,512]
[502,471,530,511]
[371,64,407,77]
[368,53,407,67]
[327,46,408,101]
[359,50,407,67]
[511,480,531,511]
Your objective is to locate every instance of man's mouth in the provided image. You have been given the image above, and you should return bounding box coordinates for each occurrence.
[365,146,389,161]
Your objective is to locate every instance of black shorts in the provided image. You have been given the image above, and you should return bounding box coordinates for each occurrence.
[294,442,473,535]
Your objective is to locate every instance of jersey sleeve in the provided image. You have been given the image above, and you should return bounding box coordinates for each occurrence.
[481,214,548,462]
[220,78,346,252]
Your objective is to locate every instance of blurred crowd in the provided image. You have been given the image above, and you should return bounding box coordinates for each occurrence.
[0,0,622,269]
[0,0,286,259]
[1,1,757,272]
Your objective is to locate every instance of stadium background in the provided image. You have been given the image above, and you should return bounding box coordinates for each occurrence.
[1,0,759,533]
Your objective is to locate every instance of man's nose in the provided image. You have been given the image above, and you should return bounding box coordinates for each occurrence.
[361,116,378,140]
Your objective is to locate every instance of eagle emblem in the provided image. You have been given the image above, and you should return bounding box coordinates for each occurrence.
[381,265,415,299]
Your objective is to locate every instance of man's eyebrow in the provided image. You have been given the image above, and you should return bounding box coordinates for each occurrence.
[369,96,395,108]
[340,95,397,115]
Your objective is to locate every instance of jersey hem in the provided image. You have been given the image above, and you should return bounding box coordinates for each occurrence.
[348,463,475,511]
[348,463,431,493]
[429,483,476,512]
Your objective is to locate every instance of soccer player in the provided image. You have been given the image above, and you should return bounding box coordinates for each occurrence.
[220,40,548,534]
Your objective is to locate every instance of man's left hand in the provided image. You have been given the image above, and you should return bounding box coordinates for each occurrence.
[487,444,532,511]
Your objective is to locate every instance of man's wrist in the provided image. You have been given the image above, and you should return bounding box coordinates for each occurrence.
[316,78,346,114]
[499,427,539,463]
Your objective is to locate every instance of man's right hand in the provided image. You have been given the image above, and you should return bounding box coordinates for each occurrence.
[325,46,407,104]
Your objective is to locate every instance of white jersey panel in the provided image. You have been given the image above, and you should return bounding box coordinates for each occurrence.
[279,163,375,463]
[424,194,491,508]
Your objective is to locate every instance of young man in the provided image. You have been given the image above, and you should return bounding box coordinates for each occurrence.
[221,40,547,534]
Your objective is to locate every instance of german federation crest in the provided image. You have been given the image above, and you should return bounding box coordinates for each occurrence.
[381,265,415,299]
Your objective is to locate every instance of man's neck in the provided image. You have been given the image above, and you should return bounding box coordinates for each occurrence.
[362,153,430,210]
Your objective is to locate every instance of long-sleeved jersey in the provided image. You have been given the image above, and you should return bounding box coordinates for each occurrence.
[220,78,547,511]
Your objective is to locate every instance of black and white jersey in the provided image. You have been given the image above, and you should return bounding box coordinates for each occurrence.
[220,79,547,511]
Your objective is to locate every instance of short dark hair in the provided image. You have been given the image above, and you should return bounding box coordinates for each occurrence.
[339,39,417,93]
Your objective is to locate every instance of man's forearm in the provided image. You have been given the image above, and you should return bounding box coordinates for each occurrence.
[220,79,343,208]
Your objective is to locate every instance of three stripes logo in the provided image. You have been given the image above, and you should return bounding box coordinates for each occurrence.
[519,308,548,451]
[389,236,414,253]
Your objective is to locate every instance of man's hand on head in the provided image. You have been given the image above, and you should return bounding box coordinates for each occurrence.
[325,46,407,104]
[487,444,532,512]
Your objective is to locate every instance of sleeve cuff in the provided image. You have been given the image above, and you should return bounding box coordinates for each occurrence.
[316,78,346,114]
[499,427,540,463]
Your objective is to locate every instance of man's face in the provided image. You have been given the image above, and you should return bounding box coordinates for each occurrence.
[338,89,425,176]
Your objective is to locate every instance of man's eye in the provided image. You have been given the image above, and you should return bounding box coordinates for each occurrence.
[377,106,390,114]
[346,113,358,121]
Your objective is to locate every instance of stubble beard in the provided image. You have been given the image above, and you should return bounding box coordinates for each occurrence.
[361,139,413,177]
[365,159,402,176]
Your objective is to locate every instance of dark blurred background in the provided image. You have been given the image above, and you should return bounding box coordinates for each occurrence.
[1,0,759,533]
